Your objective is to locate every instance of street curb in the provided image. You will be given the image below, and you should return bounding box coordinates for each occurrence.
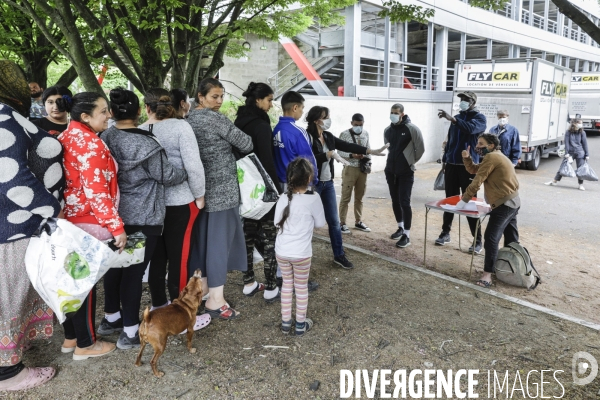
[314,235,600,331]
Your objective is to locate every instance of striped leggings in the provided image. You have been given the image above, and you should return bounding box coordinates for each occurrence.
[276,254,311,323]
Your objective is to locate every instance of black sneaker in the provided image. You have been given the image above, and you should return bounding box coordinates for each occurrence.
[395,234,411,248]
[468,242,483,254]
[435,231,451,246]
[295,318,313,337]
[354,222,371,232]
[390,228,404,240]
[307,280,319,293]
[97,317,123,335]
[333,255,354,270]
[340,224,351,234]
[117,331,140,350]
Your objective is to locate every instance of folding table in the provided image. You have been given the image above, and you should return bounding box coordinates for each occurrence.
[424,195,491,279]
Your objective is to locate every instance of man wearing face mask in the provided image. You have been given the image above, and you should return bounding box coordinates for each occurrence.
[489,110,521,166]
[384,104,425,248]
[338,113,372,234]
[437,91,486,253]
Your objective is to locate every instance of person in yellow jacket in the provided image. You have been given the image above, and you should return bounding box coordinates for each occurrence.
[456,133,520,288]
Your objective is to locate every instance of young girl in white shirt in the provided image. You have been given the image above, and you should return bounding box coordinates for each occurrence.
[275,158,326,336]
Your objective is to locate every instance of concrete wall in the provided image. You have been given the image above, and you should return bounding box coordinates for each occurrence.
[297,96,452,172]
[220,34,279,99]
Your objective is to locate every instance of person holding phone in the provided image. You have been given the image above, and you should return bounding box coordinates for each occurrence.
[436,91,486,253]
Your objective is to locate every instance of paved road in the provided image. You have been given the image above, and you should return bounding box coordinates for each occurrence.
[350,133,599,242]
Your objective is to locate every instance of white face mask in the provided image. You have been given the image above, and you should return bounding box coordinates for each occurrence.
[575,123,583,129]
[352,126,363,134]
[390,114,400,124]
[459,101,470,111]
[320,118,332,130]
[498,117,508,126]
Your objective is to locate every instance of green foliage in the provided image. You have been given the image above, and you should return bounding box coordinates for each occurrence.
[378,2,435,24]
[220,98,282,128]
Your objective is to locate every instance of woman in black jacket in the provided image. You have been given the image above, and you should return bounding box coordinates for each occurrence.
[234,82,282,302]
[306,105,388,270]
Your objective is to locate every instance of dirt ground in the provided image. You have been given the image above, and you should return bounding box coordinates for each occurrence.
[326,161,600,328]
[5,239,600,399]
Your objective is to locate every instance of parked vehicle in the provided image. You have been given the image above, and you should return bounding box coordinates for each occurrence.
[453,58,572,170]
[568,72,600,135]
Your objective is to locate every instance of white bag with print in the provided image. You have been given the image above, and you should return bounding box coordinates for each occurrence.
[25,218,120,323]
[237,153,279,220]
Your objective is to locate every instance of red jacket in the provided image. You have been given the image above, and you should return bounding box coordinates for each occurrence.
[58,121,124,236]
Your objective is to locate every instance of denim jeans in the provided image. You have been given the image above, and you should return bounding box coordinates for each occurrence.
[483,205,520,273]
[315,180,344,258]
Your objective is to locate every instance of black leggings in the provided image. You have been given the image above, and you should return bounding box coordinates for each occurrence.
[103,234,159,327]
[63,287,97,348]
[385,170,414,230]
[442,163,482,242]
[243,215,278,290]
[149,204,199,306]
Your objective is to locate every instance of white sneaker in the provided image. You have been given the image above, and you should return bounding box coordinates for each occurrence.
[544,180,558,186]
[579,184,585,191]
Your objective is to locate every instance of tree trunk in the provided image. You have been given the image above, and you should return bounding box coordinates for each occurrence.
[53,0,104,94]
[54,66,78,87]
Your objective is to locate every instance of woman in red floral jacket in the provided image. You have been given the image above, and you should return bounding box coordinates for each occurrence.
[57,92,126,360]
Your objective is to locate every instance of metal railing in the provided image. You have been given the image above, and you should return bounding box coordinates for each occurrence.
[547,19,558,34]
[521,9,530,25]
[495,4,511,18]
[532,13,545,29]
[359,60,440,91]
[446,68,455,92]
[267,49,334,98]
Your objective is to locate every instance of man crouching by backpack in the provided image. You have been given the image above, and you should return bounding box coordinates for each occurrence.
[457,133,520,288]
[384,103,425,249]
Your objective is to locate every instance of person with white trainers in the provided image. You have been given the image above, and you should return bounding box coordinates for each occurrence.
[545,118,590,191]
[384,104,425,248]
[337,113,372,234]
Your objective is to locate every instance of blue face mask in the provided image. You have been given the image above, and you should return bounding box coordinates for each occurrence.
[390,114,400,124]
[459,101,470,111]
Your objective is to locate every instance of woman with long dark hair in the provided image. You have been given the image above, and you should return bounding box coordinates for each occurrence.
[305,105,387,270]
[187,78,253,320]
[139,88,209,331]
[234,82,282,302]
[170,88,191,118]
[58,91,124,360]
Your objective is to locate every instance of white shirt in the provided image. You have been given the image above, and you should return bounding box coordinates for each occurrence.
[274,191,326,258]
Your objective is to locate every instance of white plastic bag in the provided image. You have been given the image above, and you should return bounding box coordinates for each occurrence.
[575,161,598,181]
[25,218,120,323]
[237,153,279,220]
[104,231,146,268]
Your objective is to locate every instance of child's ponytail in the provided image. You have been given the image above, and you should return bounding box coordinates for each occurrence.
[276,158,314,232]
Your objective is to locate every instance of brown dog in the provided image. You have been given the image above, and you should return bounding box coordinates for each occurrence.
[135,269,204,377]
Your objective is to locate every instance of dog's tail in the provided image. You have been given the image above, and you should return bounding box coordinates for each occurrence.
[139,306,151,342]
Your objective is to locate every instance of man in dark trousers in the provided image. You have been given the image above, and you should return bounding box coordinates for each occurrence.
[436,91,486,253]
[384,103,425,248]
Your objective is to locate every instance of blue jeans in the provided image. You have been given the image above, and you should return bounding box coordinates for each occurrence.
[315,180,344,258]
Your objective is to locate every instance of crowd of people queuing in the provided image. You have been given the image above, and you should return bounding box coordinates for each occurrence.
[0,58,590,391]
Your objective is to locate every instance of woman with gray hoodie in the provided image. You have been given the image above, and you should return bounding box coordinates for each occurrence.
[98,88,188,350]
[187,78,253,320]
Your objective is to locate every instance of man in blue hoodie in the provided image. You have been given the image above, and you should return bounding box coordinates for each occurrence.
[436,91,486,253]
[273,91,318,188]
[489,110,521,166]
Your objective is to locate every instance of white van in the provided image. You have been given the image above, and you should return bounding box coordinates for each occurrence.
[569,72,600,134]
[453,58,571,170]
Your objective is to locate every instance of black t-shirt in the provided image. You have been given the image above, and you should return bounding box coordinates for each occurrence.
[32,118,68,136]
